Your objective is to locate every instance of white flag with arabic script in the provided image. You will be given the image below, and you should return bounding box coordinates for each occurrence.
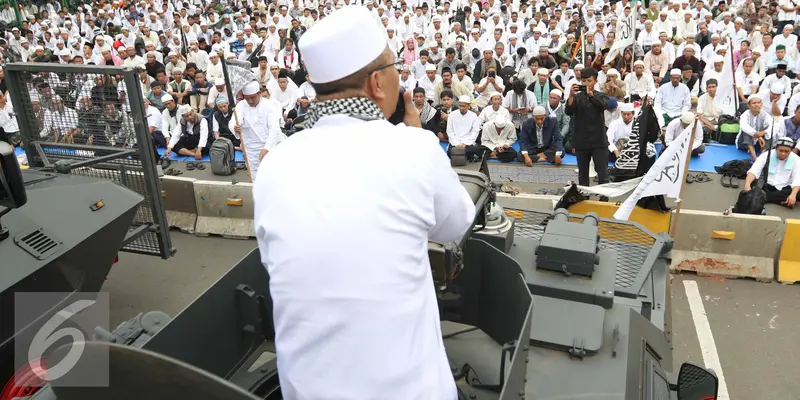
[613,124,693,220]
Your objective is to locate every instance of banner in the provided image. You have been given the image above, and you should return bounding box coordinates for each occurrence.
[605,3,637,64]
[714,36,738,116]
[574,178,643,198]
[613,124,694,220]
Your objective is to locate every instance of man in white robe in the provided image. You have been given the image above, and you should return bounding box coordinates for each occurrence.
[230,80,286,181]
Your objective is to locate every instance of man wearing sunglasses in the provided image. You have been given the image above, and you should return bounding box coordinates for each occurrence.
[253,6,473,400]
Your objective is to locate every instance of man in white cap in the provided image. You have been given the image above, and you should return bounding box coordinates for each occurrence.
[663,111,705,158]
[480,116,518,162]
[253,6,473,400]
[744,136,800,208]
[757,82,789,118]
[626,60,657,102]
[447,94,484,159]
[519,105,563,166]
[655,68,691,126]
[738,96,774,161]
[230,80,285,181]
[607,103,636,161]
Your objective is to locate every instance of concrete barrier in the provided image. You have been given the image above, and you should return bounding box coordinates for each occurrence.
[160,176,198,234]
[193,181,255,239]
[670,209,783,282]
[496,193,559,211]
[777,219,800,284]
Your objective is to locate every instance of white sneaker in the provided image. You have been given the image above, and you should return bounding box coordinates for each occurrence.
[589,159,597,178]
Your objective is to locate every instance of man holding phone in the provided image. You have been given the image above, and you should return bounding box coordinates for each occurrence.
[566,68,611,186]
[253,6,474,400]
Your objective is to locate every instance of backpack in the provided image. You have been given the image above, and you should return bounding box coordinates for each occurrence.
[210,137,236,176]
[716,114,739,145]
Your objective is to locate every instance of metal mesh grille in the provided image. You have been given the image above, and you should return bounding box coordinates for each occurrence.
[8,65,171,258]
[18,72,137,149]
[505,208,657,289]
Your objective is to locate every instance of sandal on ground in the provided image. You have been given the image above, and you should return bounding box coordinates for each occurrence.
[196,163,206,170]
[186,162,196,171]
[686,173,695,184]
[695,172,712,183]
[721,174,731,188]
[729,175,739,189]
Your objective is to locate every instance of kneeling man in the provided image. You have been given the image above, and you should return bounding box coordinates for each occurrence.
[518,105,563,166]
[480,117,518,162]
[744,137,800,208]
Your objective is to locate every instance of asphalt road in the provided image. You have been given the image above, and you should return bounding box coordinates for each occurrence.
[107,233,800,399]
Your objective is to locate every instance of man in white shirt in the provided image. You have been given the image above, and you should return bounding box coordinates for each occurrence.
[655,68,691,126]
[738,96,774,161]
[480,116,518,162]
[697,78,721,141]
[399,65,418,91]
[607,103,635,161]
[164,107,208,161]
[447,94,484,160]
[417,63,442,101]
[255,8,473,399]
[744,137,800,208]
[664,111,705,157]
[626,60,657,102]
[737,57,762,102]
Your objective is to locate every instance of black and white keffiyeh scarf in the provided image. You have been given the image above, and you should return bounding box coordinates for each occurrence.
[305,97,386,127]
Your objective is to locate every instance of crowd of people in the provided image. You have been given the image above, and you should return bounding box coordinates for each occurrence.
[0,0,797,203]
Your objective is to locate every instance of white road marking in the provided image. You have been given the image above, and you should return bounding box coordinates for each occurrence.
[683,280,731,400]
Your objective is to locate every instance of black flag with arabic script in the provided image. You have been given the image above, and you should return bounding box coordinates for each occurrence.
[570,4,586,67]
[221,58,259,98]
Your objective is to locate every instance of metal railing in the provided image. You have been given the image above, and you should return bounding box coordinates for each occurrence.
[5,63,174,259]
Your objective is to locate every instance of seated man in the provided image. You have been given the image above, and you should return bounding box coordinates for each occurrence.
[518,106,563,166]
[738,96,773,161]
[478,92,511,124]
[480,117,518,162]
[446,95,485,160]
[664,112,705,157]
[697,78,721,142]
[757,82,788,118]
[413,87,438,134]
[607,103,635,161]
[432,90,457,143]
[211,96,240,149]
[655,68,691,126]
[744,137,800,208]
[164,106,210,160]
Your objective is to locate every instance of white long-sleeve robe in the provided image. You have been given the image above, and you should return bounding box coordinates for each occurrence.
[229,98,286,181]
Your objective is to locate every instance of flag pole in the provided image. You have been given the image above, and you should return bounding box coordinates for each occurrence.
[726,33,739,112]
[669,118,699,238]
[220,54,254,183]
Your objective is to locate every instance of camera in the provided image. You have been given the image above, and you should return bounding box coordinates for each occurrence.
[577,85,587,93]
[488,71,496,78]
[388,86,406,125]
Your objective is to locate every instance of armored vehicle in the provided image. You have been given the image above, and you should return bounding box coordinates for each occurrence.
[0,153,717,400]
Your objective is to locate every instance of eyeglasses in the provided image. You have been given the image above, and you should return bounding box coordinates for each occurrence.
[372,57,404,73]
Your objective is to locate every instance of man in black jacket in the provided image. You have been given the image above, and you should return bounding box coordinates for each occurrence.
[566,68,611,185]
[472,48,500,81]
[518,106,563,165]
